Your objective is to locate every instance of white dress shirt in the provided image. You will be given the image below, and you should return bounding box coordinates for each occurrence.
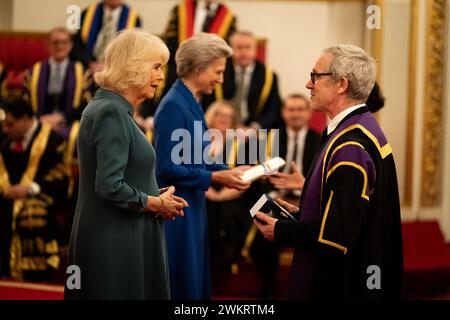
[327,103,366,135]
[47,57,69,95]
[23,118,39,150]
[194,1,219,34]
[279,126,308,198]
[283,126,308,175]
[93,5,122,59]
[233,63,255,122]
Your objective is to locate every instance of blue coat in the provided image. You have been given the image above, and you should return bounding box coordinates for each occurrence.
[154,79,228,300]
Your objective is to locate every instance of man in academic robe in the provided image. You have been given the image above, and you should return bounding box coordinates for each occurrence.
[203,31,282,130]
[71,0,141,69]
[136,1,237,139]
[23,27,92,138]
[154,0,236,108]
[247,93,321,299]
[254,45,403,299]
[0,98,68,281]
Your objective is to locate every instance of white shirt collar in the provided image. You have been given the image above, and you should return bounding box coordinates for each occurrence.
[327,103,366,135]
[194,1,219,34]
[103,4,123,21]
[199,0,219,13]
[22,118,39,150]
[49,57,69,71]
[234,62,255,76]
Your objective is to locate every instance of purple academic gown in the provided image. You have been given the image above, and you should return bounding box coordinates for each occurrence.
[276,106,403,299]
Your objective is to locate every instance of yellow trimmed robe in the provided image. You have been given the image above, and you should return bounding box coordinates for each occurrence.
[0,123,68,280]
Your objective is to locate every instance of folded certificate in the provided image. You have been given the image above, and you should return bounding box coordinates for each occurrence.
[250,193,297,222]
[241,157,286,182]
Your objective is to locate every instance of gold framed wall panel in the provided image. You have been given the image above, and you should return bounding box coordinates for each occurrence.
[420,0,447,207]
[403,0,419,208]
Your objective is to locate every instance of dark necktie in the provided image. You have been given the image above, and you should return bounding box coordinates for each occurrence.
[233,68,247,122]
[282,133,300,199]
[48,63,63,95]
[202,3,213,32]
[320,127,330,146]
[291,132,299,168]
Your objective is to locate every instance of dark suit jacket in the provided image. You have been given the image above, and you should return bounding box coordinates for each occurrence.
[203,59,282,129]
[278,127,321,175]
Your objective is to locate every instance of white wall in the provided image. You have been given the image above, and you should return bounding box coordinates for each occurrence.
[226,0,364,98]
[378,0,411,215]
[7,0,364,97]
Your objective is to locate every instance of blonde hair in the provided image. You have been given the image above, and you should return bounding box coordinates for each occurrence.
[176,32,232,78]
[205,100,238,129]
[95,29,169,92]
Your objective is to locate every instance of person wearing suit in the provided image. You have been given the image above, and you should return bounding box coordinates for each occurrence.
[66,30,187,300]
[154,33,250,300]
[254,45,403,299]
[23,27,92,138]
[203,31,282,129]
[158,0,237,106]
[71,0,141,70]
[268,93,321,197]
[0,98,68,281]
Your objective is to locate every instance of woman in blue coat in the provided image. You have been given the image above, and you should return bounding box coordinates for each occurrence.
[154,33,250,300]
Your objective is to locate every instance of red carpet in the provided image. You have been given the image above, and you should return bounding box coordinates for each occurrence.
[0,222,448,300]
[402,221,450,298]
[0,280,64,300]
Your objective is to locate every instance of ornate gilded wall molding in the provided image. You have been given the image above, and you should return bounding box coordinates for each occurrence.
[403,0,419,207]
[421,0,447,207]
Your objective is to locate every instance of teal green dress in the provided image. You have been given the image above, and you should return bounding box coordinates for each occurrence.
[65,89,170,300]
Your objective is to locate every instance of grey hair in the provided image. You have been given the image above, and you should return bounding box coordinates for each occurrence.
[176,32,233,78]
[324,45,376,101]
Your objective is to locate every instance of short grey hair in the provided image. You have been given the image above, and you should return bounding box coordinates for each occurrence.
[324,45,376,101]
[176,32,233,78]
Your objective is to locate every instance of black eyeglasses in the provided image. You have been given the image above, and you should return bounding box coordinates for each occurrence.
[310,71,332,84]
